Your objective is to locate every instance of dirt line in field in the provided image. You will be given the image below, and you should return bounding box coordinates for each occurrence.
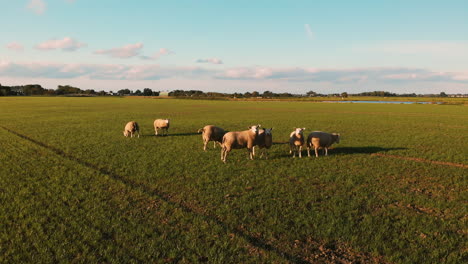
[0,126,311,263]
[371,153,468,168]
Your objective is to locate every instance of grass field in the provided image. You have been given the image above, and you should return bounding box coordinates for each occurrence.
[0,97,466,263]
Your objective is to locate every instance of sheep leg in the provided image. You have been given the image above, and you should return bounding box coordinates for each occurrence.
[213,141,216,149]
[203,141,208,151]
[315,147,319,157]
[221,148,227,163]
[307,147,311,157]
[155,128,158,136]
[299,146,303,158]
[325,148,328,156]
[252,146,256,156]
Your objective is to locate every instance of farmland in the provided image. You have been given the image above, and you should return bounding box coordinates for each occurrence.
[0,97,466,263]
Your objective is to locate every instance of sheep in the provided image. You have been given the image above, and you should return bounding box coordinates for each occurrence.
[123,121,140,138]
[306,131,340,157]
[289,128,305,158]
[221,125,261,163]
[253,128,273,159]
[197,125,226,151]
[154,119,170,136]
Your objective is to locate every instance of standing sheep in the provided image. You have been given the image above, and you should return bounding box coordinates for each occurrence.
[306,131,340,157]
[221,125,261,163]
[154,119,170,136]
[198,125,226,151]
[123,121,140,138]
[253,128,273,159]
[289,128,306,158]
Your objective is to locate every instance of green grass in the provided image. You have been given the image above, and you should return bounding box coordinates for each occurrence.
[0,97,466,263]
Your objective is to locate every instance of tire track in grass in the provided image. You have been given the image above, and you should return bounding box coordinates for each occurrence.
[1,126,310,263]
[371,153,468,168]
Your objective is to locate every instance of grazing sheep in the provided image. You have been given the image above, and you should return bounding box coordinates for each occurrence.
[221,125,261,163]
[306,131,340,157]
[198,125,226,151]
[123,121,140,138]
[253,128,273,159]
[289,128,306,158]
[154,119,170,136]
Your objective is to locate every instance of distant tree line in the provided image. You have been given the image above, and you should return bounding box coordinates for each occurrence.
[168,90,296,98]
[0,84,160,97]
[0,83,461,98]
[116,88,159,96]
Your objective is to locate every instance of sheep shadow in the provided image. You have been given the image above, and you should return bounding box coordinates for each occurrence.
[139,132,200,137]
[169,132,200,137]
[331,146,407,155]
[270,146,406,159]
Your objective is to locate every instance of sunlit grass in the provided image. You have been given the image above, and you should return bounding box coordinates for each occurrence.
[0,97,466,263]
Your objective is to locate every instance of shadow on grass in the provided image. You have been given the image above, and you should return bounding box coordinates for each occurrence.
[332,146,406,155]
[270,146,407,159]
[140,132,200,137]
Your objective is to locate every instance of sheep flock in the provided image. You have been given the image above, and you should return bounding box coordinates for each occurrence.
[125,120,340,163]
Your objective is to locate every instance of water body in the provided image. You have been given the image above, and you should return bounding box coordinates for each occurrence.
[322,100,441,104]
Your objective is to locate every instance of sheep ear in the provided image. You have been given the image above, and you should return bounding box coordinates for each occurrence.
[270,128,273,130]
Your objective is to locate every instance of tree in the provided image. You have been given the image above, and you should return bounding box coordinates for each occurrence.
[117,89,131,95]
[341,92,348,98]
[143,88,153,96]
[134,89,142,95]
[439,92,448,97]
[306,90,317,97]
[262,91,274,97]
[252,91,260,97]
[56,85,82,95]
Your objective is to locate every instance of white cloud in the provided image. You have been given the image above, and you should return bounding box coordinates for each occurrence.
[27,0,46,15]
[140,48,175,60]
[36,37,87,51]
[304,24,313,39]
[94,43,144,58]
[6,42,24,52]
[196,58,223,64]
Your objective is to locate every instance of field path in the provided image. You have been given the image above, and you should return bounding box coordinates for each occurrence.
[371,153,468,168]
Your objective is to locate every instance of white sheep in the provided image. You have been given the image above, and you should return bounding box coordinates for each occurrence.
[154,119,170,136]
[306,131,340,157]
[198,125,226,151]
[253,128,273,159]
[289,128,305,158]
[221,125,261,163]
[123,121,140,138]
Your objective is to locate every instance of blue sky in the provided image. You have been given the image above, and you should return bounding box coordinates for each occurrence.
[1,0,467,93]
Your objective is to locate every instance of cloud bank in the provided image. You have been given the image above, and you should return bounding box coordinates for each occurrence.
[1,61,466,86]
[36,37,87,51]
[6,42,24,52]
[94,43,144,58]
[27,0,46,15]
[196,58,223,64]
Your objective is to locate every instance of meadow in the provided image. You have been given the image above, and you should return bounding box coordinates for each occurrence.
[0,97,466,263]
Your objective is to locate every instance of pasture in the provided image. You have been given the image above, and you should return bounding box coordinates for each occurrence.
[0,97,466,263]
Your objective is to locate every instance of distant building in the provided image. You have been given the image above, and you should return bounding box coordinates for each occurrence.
[159,91,169,96]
